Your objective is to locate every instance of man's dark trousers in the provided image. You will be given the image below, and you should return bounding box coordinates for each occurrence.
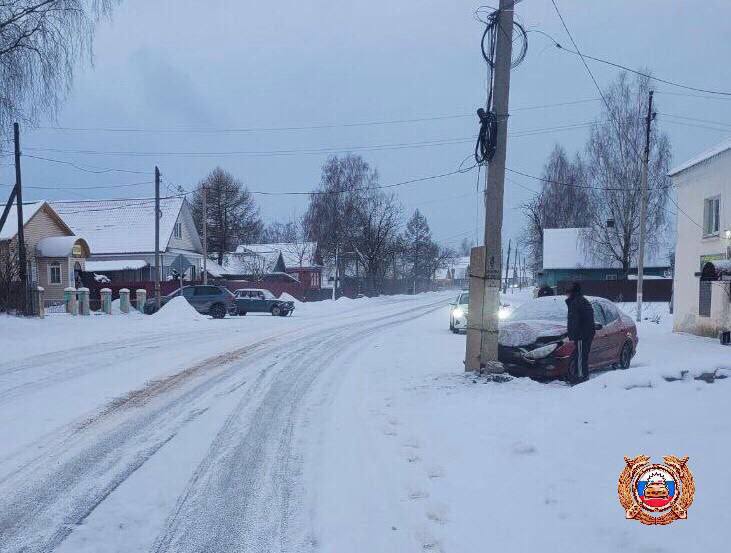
[571,337,592,382]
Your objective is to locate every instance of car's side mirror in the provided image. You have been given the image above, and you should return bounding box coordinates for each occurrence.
[594,323,603,331]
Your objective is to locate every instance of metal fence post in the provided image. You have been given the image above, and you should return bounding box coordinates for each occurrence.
[78,287,90,316]
[119,288,130,314]
[136,289,147,313]
[101,288,112,315]
[36,286,45,318]
[65,287,77,315]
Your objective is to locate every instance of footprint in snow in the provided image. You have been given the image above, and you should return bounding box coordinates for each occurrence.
[512,441,537,455]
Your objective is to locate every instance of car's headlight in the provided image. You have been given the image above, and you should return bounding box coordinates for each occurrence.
[453,307,465,318]
[498,306,512,320]
[522,342,559,360]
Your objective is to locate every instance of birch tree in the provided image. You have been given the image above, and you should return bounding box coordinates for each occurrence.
[583,72,672,277]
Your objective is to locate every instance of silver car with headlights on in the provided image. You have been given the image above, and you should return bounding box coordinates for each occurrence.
[449,291,469,333]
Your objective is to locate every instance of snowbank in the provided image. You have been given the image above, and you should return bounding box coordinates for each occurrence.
[151,296,206,322]
[279,293,301,304]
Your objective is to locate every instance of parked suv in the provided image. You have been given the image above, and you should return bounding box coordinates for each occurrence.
[144,285,236,318]
[234,289,295,316]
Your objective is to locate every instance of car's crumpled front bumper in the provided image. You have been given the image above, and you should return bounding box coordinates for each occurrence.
[497,344,571,379]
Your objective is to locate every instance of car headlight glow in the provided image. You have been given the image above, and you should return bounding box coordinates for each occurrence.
[453,307,465,318]
[522,342,559,360]
[498,306,512,320]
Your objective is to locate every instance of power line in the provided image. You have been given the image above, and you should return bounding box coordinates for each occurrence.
[23,121,598,158]
[27,98,601,135]
[0,180,153,191]
[532,27,731,96]
[24,154,149,175]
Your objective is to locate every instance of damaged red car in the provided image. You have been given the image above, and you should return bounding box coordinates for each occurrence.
[498,296,638,380]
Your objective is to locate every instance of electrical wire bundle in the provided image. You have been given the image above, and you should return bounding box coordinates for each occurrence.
[474,5,528,166]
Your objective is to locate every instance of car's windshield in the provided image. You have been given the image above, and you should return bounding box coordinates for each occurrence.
[458,293,469,305]
[506,297,567,322]
[262,290,275,300]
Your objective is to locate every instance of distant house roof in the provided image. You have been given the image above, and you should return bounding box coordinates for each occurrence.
[542,228,670,270]
[49,197,194,255]
[236,242,320,269]
[1,201,48,241]
[218,249,284,276]
[668,137,731,177]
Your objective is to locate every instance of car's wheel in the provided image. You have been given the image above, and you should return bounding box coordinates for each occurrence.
[271,305,282,316]
[211,303,226,319]
[449,317,454,331]
[279,311,288,317]
[618,342,633,370]
[238,309,247,316]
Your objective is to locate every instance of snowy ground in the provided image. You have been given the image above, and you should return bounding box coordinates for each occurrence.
[0,290,728,552]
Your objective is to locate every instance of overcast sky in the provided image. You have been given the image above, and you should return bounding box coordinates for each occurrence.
[9,0,731,253]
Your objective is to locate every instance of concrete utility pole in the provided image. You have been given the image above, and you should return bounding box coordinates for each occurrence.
[154,166,161,310]
[636,90,654,322]
[465,0,514,372]
[14,123,28,315]
[202,185,208,284]
[331,244,338,301]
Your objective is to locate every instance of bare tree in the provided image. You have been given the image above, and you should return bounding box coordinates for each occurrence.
[304,154,374,264]
[458,237,474,257]
[190,167,263,264]
[0,241,21,312]
[583,72,672,277]
[261,221,297,243]
[520,144,592,272]
[352,190,402,293]
[0,1,118,132]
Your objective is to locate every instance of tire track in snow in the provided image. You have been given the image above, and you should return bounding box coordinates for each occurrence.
[152,299,447,553]
[0,296,446,553]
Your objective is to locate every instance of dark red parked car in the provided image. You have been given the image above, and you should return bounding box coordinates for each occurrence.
[498,296,638,379]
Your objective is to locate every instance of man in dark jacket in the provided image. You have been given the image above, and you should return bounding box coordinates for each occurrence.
[565,282,595,383]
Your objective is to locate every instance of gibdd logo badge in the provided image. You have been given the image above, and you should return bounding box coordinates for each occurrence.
[618,455,695,525]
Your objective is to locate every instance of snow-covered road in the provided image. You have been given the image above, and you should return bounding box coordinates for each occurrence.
[1,291,729,553]
[0,293,448,553]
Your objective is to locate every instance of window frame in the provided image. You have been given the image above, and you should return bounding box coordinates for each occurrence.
[703,196,721,237]
[49,261,62,285]
[173,221,183,239]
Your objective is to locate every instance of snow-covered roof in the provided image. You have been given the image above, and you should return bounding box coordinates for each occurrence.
[236,242,320,268]
[218,250,281,275]
[205,259,226,278]
[542,228,670,270]
[50,197,186,255]
[0,201,46,241]
[85,259,148,272]
[668,137,731,177]
[36,236,90,257]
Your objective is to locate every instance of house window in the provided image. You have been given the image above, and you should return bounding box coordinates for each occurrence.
[703,196,720,236]
[49,262,62,285]
[173,221,182,239]
[605,274,617,281]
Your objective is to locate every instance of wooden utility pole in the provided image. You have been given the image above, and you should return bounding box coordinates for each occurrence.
[14,123,28,315]
[202,185,208,284]
[465,0,514,372]
[503,238,511,294]
[636,90,654,322]
[154,166,161,310]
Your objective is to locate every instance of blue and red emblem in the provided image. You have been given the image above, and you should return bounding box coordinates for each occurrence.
[636,468,676,510]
